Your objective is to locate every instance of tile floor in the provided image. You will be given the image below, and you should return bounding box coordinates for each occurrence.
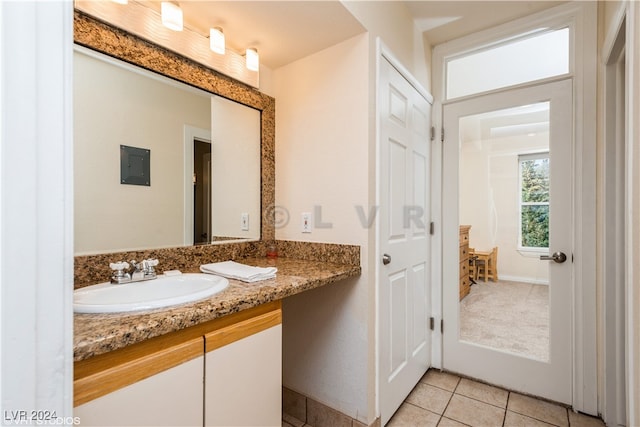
[387,370,605,427]
[283,369,606,427]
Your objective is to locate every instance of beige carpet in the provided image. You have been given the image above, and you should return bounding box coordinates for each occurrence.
[460,280,549,361]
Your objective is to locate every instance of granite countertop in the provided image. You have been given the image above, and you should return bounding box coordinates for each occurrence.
[74,257,360,362]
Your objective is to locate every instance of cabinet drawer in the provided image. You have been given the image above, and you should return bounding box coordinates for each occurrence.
[75,355,203,427]
[459,276,470,299]
[459,259,468,279]
[459,245,469,262]
[74,337,203,407]
[459,232,470,246]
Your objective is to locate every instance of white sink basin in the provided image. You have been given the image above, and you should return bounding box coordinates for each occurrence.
[74,273,229,314]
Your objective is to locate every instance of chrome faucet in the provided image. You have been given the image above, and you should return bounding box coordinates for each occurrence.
[109,259,159,284]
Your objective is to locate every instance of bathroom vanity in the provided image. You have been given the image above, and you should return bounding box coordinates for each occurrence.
[74,302,281,426]
[73,256,360,426]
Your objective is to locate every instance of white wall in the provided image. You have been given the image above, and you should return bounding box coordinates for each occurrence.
[74,51,210,254]
[342,1,431,91]
[274,33,371,422]
[275,2,430,424]
[210,96,261,240]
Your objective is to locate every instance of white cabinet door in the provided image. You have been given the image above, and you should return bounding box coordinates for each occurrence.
[205,324,282,427]
[75,355,203,427]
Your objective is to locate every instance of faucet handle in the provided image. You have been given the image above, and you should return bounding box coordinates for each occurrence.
[142,258,159,275]
[109,261,131,284]
[110,261,130,271]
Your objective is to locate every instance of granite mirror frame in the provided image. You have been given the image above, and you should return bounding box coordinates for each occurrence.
[73,10,275,247]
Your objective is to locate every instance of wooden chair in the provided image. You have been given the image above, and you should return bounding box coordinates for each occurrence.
[468,248,478,283]
[477,246,498,282]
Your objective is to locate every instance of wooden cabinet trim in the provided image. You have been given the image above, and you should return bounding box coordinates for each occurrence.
[205,308,282,353]
[74,337,203,407]
[74,300,282,407]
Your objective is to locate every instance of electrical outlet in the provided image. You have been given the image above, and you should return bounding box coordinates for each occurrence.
[301,212,312,233]
[240,213,249,231]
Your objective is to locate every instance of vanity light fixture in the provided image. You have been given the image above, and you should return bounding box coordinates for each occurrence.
[111,0,128,4]
[209,27,225,54]
[245,48,259,72]
[161,1,183,31]
[76,1,260,87]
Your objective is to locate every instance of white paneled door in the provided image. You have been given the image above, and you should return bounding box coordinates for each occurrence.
[378,55,432,425]
[442,79,573,404]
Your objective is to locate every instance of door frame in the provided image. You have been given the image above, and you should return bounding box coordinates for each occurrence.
[628,3,640,424]
[183,125,212,246]
[627,3,640,424]
[601,5,626,425]
[375,39,434,423]
[0,0,75,417]
[431,2,597,413]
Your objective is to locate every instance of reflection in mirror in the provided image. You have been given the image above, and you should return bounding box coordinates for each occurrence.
[74,47,260,254]
[458,102,550,362]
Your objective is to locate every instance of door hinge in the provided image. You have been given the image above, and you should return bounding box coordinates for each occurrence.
[441,319,444,333]
[441,128,445,142]
[429,317,434,330]
[430,222,435,235]
[430,126,435,141]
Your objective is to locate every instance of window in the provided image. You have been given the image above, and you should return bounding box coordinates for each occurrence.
[446,28,570,100]
[519,153,549,249]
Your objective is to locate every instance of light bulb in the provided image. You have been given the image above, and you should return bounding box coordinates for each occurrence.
[246,48,259,72]
[210,27,225,54]
[161,2,183,31]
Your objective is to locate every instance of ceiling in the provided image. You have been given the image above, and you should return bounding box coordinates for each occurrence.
[149,1,365,69]
[405,1,566,46]
[153,1,566,70]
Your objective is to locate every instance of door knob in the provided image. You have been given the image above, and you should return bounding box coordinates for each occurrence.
[540,251,567,263]
[382,254,391,265]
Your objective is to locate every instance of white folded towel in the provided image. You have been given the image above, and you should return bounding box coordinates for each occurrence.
[200,260,277,283]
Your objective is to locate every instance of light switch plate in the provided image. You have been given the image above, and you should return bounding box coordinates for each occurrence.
[241,213,249,231]
[301,212,312,233]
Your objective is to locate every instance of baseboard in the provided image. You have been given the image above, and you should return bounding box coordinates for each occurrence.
[498,274,549,285]
[283,386,379,427]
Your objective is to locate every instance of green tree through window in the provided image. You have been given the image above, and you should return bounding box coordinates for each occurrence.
[519,154,549,248]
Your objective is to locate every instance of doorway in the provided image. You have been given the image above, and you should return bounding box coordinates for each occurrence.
[193,139,212,244]
[431,2,598,412]
[183,125,212,246]
[442,79,573,404]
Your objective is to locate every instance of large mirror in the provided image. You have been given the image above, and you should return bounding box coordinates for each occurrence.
[73,11,275,255]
